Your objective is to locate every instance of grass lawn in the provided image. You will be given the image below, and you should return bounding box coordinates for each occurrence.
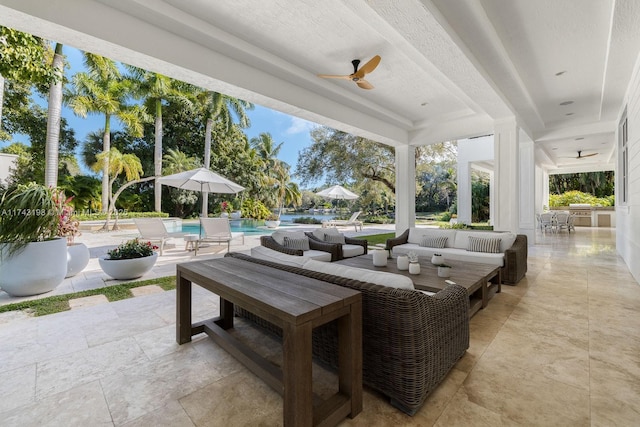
[354,232,395,246]
[0,276,176,317]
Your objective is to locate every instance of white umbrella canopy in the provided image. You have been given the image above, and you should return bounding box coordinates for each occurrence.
[158,168,244,194]
[316,184,358,200]
[158,168,244,217]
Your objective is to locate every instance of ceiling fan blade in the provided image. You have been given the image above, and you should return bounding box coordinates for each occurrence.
[317,74,352,80]
[579,152,598,158]
[356,80,374,90]
[353,55,381,79]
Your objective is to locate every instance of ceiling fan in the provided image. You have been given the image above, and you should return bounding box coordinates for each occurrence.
[317,55,381,90]
[574,150,598,159]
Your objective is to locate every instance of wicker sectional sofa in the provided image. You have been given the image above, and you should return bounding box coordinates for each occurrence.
[386,228,528,284]
[224,251,470,416]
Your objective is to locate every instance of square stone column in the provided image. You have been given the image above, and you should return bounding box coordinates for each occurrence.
[395,145,416,234]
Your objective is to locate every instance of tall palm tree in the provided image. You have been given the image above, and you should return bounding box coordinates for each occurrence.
[198,91,253,215]
[250,132,300,215]
[66,53,148,212]
[126,67,194,212]
[44,42,63,187]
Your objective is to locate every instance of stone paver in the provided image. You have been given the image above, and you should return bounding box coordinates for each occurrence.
[68,295,109,310]
[130,285,164,297]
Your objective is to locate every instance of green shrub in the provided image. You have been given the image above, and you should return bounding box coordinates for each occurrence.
[362,215,393,224]
[241,198,272,220]
[549,191,614,207]
[293,216,322,224]
[74,211,169,221]
[440,211,452,222]
[440,222,469,229]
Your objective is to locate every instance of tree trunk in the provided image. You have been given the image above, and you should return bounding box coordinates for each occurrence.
[202,117,213,217]
[0,73,4,132]
[101,116,111,213]
[154,100,163,212]
[44,43,64,187]
[101,176,157,231]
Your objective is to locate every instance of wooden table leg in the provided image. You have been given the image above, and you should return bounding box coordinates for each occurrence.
[338,300,363,417]
[282,321,313,427]
[176,270,192,344]
[216,297,234,330]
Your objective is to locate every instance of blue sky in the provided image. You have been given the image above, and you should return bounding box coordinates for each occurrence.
[4,45,318,184]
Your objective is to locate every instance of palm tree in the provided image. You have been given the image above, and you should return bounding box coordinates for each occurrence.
[93,147,154,230]
[66,53,148,212]
[250,132,300,215]
[198,91,253,215]
[44,42,63,187]
[126,67,194,212]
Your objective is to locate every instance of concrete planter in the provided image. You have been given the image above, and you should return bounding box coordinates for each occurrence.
[265,220,281,229]
[99,252,158,280]
[0,238,68,296]
[66,242,90,278]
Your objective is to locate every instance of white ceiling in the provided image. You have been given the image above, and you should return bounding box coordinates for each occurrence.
[2,0,640,172]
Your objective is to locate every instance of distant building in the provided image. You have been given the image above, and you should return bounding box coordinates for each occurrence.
[0,153,18,185]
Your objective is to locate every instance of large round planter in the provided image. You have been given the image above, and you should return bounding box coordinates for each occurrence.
[230,211,242,220]
[0,238,68,297]
[66,242,90,278]
[265,220,281,229]
[99,252,158,280]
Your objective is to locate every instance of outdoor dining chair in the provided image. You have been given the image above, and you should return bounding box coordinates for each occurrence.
[539,212,555,233]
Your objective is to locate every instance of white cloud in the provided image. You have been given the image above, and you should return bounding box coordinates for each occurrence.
[285,117,318,135]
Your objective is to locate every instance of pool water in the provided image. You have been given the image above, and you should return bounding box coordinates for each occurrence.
[179,219,298,236]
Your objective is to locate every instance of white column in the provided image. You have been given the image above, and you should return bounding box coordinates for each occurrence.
[489,170,495,226]
[456,158,472,225]
[518,130,536,242]
[493,119,519,233]
[395,145,416,235]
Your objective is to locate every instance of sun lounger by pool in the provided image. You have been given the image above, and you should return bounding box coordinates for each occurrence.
[322,211,363,232]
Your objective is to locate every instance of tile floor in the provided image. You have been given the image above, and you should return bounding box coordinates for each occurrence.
[0,226,638,426]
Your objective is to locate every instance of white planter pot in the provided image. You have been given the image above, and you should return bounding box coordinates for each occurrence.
[431,254,444,265]
[230,211,242,220]
[0,238,68,297]
[99,252,158,280]
[409,262,421,275]
[66,243,90,278]
[372,250,388,267]
[396,255,409,270]
[265,220,281,229]
[220,212,229,218]
[437,266,451,278]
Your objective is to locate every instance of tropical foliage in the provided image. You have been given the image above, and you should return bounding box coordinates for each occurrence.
[549,191,614,207]
[549,171,614,198]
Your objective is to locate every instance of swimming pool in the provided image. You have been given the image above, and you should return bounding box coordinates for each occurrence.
[176,219,298,236]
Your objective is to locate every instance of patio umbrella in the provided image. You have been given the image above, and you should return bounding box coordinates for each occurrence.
[316,184,358,211]
[158,167,244,217]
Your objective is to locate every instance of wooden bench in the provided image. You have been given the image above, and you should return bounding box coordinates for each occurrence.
[176,257,363,427]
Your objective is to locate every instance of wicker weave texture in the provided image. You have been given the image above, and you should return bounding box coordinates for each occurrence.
[259,235,341,261]
[225,252,469,415]
[305,232,368,259]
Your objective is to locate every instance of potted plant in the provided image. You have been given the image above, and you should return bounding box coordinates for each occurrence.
[437,264,452,278]
[407,251,421,274]
[220,201,231,218]
[265,213,281,229]
[0,183,68,296]
[53,190,89,278]
[98,238,159,280]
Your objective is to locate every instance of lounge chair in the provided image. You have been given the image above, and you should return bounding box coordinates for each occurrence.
[322,211,363,232]
[195,217,244,255]
[133,218,172,256]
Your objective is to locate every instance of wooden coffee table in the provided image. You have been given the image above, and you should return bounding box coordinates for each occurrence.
[336,254,501,317]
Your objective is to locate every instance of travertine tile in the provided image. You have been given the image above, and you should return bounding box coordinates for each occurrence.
[0,381,112,427]
[0,364,36,414]
[69,294,109,309]
[121,399,195,427]
[130,284,164,297]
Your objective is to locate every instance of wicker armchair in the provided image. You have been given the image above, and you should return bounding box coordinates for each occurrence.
[225,252,470,416]
[386,229,528,285]
[305,231,368,260]
[260,234,341,261]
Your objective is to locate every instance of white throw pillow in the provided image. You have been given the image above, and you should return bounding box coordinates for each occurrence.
[407,228,457,247]
[271,230,307,245]
[302,259,414,290]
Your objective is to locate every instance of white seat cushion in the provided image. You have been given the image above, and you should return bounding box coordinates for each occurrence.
[341,244,365,258]
[453,231,516,252]
[392,243,504,267]
[250,246,308,267]
[302,259,414,290]
[303,250,332,262]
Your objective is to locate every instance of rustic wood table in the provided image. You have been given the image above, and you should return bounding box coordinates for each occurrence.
[176,257,363,427]
[336,254,500,317]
